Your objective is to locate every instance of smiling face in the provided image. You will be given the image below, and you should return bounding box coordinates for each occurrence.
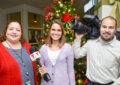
[6,22,22,43]
[50,23,62,42]
[100,17,116,42]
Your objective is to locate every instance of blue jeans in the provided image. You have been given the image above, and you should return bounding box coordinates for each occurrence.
[86,82,93,85]
[86,81,113,85]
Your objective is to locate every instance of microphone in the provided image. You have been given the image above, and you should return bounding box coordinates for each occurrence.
[29,47,51,82]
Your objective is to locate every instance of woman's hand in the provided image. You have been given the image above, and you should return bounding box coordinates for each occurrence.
[39,65,47,76]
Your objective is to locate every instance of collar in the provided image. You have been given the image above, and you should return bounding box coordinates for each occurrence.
[96,36,117,47]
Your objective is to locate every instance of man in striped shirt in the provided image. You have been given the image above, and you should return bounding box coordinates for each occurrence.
[73,16,120,85]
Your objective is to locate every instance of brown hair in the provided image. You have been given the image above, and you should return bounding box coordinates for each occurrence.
[101,16,117,28]
[0,21,26,45]
[47,19,65,48]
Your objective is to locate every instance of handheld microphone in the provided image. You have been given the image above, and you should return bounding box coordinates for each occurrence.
[29,47,51,82]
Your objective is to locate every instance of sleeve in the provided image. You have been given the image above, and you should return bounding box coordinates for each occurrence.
[72,39,88,59]
[112,55,120,85]
[67,45,75,85]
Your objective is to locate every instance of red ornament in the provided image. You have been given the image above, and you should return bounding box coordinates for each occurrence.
[54,1,57,4]
[83,79,87,84]
[37,38,41,42]
[44,33,48,37]
[64,1,66,3]
[43,4,53,17]
[45,12,51,21]
[62,13,73,22]
[75,76,77,80]
[77,16,80,20]
[78,68,82,72]
[40,35,43,39]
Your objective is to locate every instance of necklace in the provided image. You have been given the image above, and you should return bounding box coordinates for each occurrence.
[5,41,26,67]
[5,41,31,85]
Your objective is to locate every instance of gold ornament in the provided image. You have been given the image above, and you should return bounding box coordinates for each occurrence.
[77,79,83,84]
[62,11,66,14]
[68,9,71,13]
[64,31,66,36]
[59,3,63,8]
[58,10,61,13]
[67,31,69,34]
[73,8,76,11]
[46,24,49,28]
[42,39,44,42]
[70,37,73,40]
[63,6,67,10]
[56,13,60,18]
[58,1,61,4]
[56,10,59,13]
[56,10,61,13]
[46,29,49,33]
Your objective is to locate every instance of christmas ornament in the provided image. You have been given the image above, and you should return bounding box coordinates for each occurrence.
[46,24,49,28]
[77,79,83,84]
[56,13,60,18]
[70,37,73,40]
[62,11,66,14]
[78,68,82,72]
[73,8,76,12]
[59,3,63,8]
[46,29,49,33]
[44,33,48,37]
[45,12,51,20]
[75,76,77,80]
[68,9,71,13]
[40,35,43,39]
[56,10,59,13]
[83,79,87,85]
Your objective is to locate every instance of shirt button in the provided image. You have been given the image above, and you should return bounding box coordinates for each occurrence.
[52,73,54,75]
[51,81,53,83]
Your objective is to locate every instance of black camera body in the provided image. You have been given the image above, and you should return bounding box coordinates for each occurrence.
[71,15,100,40]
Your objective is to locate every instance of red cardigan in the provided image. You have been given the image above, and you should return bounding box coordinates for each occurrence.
[0,42,38,85]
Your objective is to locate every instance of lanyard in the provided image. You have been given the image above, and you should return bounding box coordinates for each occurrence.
[6,41,31,85]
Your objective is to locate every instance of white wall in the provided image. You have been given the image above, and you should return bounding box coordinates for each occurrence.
[94,1,113,20]
[101,5,113,19]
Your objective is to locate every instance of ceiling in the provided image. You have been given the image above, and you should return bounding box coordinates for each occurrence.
[0,0,89,10]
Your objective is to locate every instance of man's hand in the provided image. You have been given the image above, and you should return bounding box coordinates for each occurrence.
[75,32,84,40]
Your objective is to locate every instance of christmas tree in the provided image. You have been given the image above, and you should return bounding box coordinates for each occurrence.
[74,37,87,85]
[37,0,87,85]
